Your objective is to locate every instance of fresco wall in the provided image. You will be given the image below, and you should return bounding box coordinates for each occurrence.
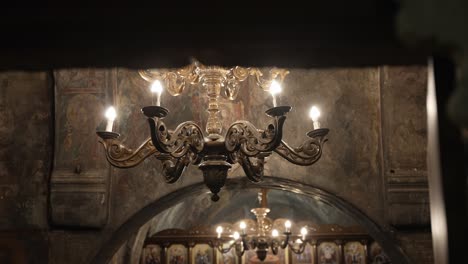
[0,65,431,264]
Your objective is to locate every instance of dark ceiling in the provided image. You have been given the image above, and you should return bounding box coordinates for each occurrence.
[1,3,428,70]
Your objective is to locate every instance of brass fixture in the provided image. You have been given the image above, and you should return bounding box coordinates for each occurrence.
[214,189,310,261]
[96,60,329,201]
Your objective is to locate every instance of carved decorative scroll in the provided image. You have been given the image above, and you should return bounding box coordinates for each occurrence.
[225,116,286,157]
[148,118,205,158]
[274,129,329,166]
[99,137,159,168]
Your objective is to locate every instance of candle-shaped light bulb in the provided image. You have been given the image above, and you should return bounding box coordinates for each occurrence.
[104,106,117,132]
[284,220,292,232]
[240,221,246,234]
[216,226,223,238]
[309,106,321,129]
[233,231,240,240]
[272,229,279,237]
[269,80,282,107]
[300,227,308,240]
[150,80,163,106]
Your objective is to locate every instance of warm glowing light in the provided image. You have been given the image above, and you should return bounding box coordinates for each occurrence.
[105,106,117,121]
[150,80,163,94]
[272,229,279,237]
[233,231,240,240]
[295,239,303,244]
[284,220,292,229]
[269,80,282,95]
[309,106,320,122]
[216,226,223,238]
[105,106,117,132]
[240,221,246,229]
[300,227,308,240]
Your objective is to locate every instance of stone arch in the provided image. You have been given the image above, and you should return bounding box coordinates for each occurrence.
[91,177,410,264]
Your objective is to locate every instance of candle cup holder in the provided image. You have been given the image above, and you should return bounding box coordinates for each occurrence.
[141,106,169,118]
[306,128,329,138]
[96,131,120,140]
[265,106,292,117]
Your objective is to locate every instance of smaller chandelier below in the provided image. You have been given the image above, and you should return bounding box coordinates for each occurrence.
[214,190,310,261]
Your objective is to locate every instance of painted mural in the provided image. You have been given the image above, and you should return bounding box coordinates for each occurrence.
[344,242,365,264]
[167,244,187,264]
[317,242,339,264]
[192,244,214,264]
[141,245,161,264]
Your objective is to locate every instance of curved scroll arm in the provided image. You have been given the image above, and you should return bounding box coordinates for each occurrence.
[225,116,286,157]
[287,239,307,254]
[157,154,191,183]
[274,129,329,166]
[215,242,235,254]
[233,152,270,183]
[147,118,205,158]
[97,135,159,168]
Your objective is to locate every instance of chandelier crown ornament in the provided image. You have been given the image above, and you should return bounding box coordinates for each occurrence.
[214,189,311,261]
[96,60,329,201]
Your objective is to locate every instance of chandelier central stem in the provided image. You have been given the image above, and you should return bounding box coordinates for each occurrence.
[200,69,226,137]
[251,207,270,237]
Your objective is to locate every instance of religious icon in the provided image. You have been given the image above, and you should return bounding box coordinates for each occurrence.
[141,245,161,264]
[191,244,213,264]
[167,244,187,264]
[318,242,339,264]
[344,242,365,264]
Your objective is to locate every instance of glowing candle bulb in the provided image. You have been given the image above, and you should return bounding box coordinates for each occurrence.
[284,220,291,232]
[105,106,117,132]
[300,227,308,240]
[309,106,321,130]
[269,80,282,107]
[150,80,163,106]
[233,231,240,240]
[272,229,279,237]
[240,221,246,234]
[216,226,223,238]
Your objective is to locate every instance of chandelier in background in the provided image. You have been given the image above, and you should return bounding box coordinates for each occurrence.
[214,189,310,261]
[96,60,329,201]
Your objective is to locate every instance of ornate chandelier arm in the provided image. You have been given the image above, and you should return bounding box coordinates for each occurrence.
[156,154,192,183]
[147,117,205,158]
[96,133,159,168]
[235,153,270,183]
[215,243,236,254]
[287,239,307,254]
[274,128,329,166]
[225,107,290,157]
[280,232,291,249]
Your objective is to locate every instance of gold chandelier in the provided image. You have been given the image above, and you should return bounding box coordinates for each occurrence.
[214,189,309,261]
[96,60,329,201]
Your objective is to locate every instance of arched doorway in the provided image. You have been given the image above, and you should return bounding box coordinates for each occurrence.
[92,177,409,264]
